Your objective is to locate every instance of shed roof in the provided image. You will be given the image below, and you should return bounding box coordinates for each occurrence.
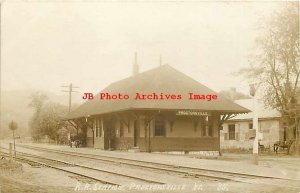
[229,99,281,120]
[67,65,250,119]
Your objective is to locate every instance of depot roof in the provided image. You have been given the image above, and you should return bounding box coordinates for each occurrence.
[66,65,250,119]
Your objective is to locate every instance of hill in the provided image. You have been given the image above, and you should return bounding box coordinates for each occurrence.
[0,89,82,139]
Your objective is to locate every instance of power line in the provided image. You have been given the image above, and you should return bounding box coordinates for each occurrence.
[61,83,79,113]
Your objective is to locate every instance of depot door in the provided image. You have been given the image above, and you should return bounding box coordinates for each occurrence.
[104,122,115,150]
[134,120,139,147]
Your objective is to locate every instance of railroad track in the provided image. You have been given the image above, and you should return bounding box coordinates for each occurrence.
[12,144,300,187]
[0,151,120,186]
[0,148,165,187]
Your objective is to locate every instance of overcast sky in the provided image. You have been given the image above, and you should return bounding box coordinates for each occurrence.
[1,1,284,100]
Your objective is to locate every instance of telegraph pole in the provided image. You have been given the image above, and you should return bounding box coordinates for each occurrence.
[61,83,79,146]
[250,83,261,165]
[61,83,79,113]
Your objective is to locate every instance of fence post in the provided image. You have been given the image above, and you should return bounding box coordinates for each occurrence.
[9,143,13,161]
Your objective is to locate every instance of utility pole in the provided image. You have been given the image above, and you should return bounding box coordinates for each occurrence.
[249,83,261,165]
[61,83,79,113]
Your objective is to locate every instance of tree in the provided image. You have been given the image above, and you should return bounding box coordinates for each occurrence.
[240,2,300,152]
[56,127,69,145]
[38,102,68,142]
[28,90,73,143]
[28,92,48,115]
[28,92,48,141]
[219,87,251,101]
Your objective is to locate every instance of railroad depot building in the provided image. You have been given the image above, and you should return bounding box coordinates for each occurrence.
[66,65,249,153]
[221,99,283,150]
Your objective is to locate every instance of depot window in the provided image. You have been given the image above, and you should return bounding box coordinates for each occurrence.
[94,118,102,137]
[249,123,253,129]
[228,124,235,140]
[154,120,165,137]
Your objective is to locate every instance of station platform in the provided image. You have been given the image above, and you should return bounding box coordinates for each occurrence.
[4,141,300,181]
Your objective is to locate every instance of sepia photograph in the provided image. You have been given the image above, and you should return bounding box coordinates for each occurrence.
[0,0,299,193]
